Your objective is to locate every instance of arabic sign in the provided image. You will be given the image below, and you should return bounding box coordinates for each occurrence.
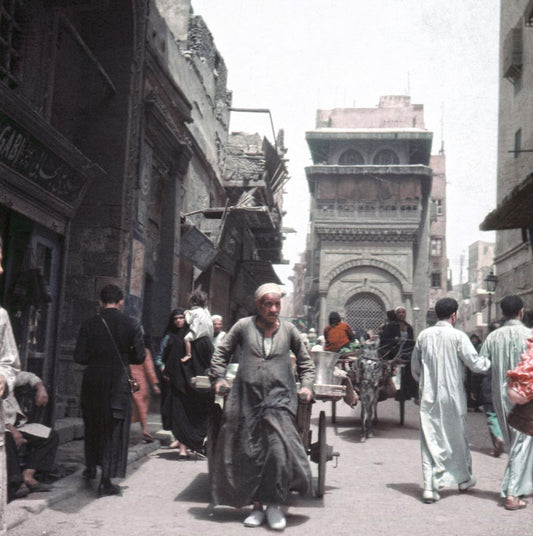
[0,112,85,204]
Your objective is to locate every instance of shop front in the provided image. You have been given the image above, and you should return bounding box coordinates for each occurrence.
[0,88,103,423]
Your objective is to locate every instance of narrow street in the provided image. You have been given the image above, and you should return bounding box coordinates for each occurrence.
[7,399,532,536]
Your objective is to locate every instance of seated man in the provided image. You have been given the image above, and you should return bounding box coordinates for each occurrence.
[4,370,58,500]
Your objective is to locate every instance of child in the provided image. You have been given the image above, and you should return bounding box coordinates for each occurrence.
[182,290,214,362]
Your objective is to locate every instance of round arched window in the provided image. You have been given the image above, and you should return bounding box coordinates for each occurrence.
[339,149,364,165]
[373,149,399,165]
[345,292,386,334]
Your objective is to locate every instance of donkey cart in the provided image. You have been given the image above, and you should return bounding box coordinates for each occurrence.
[338,347,410,441]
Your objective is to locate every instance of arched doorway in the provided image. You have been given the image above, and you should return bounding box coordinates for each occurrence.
[345,292,386,334]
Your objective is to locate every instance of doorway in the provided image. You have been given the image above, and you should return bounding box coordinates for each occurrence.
[0,209,63,387]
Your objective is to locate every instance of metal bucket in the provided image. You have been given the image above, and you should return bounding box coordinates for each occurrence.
[311,350,340,385]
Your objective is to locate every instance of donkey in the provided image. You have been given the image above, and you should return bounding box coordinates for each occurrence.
[349,348,395,441]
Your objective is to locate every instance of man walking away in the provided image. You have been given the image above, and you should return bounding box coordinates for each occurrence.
[479,295,533,510]
[74,284,145,497]
[411,297,490,504]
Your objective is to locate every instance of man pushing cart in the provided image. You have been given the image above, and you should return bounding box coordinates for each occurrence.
[208,283,315,531]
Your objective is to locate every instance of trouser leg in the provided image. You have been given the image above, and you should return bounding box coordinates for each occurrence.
[22,430,59,474]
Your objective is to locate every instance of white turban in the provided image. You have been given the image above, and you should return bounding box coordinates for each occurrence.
[211,314,222,321]
[254,283,282,300]
[395,305,406,313]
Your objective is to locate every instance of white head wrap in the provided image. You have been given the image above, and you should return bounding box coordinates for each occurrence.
[254,283,282,301]
[395,305,407,313]
[211,314,222,321]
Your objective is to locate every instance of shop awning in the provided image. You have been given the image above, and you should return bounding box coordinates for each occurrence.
[180,224,218,271]
[480,173,533,230]
[240,260,282,285]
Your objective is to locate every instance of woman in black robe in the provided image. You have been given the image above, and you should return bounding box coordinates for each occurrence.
[74,284,145,497]
[157,308,213,458]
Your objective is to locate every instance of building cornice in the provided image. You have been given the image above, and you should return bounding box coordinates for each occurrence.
[305,164,432,177]
[306,129,432,141]
[315,225,418,241]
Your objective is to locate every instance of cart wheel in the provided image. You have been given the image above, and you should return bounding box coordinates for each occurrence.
[331,400,337,424]
[316,410,327,498]
[398,367,406,426]
[207,403,222,483]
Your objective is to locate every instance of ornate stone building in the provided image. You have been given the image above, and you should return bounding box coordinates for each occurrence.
[480,0,533,313]
[0,0,287,420]
[303,96,447,335]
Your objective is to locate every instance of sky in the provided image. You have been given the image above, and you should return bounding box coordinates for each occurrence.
[192,0,500,288]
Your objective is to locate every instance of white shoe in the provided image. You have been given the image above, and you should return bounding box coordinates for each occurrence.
[266,506,286,531]
[458,476,476,491]
[422,490,440,503]
[243,509,265,527]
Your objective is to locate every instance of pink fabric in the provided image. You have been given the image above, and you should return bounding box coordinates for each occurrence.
[131,349,159,424]
[506,337,533,403]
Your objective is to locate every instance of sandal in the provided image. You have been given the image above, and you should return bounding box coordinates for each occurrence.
[142,432,154,443]
[26,481,52,493]
[14,484,30,499]
[504,496,527,510]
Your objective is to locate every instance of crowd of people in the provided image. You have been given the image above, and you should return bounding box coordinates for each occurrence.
[1,243,533,531]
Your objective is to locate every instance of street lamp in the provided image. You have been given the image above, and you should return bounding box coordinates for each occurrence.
[484,271,498,326]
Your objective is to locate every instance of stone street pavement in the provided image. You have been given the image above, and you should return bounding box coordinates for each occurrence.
[7,399,533,536]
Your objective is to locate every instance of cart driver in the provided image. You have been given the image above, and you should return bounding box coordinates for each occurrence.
[209,282,315,531]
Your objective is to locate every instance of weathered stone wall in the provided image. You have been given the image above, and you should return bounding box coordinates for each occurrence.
[495,0,533,310]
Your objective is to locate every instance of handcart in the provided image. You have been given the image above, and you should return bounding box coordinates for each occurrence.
[300,350,345,497]
[191,353,344,498]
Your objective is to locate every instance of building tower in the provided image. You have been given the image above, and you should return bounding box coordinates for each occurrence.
[304,95,446,335]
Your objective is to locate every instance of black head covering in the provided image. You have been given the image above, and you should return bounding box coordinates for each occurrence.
[328,311,341,326]
[165,307,186,334]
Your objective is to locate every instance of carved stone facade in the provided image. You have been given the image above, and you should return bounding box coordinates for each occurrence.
[304,96,447,335]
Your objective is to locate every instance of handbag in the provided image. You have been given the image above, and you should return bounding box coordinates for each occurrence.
[100,316,141,394]
[507,398,533,436]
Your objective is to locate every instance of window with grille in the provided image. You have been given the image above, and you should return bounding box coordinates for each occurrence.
[339,149,364,165]
[373,149,399,165]
[0,0,26,88]
[431,272,442,288]
[431,238,442,257]
[345,292,385,334]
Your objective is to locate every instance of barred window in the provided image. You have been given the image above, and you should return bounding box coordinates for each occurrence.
[433,199,443,215]
[345,292,385,334]
[431,238,442,257]
[373,149,399,165]
[339,149,364,165]
[0,0,26,88]
[431,272,442,288]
